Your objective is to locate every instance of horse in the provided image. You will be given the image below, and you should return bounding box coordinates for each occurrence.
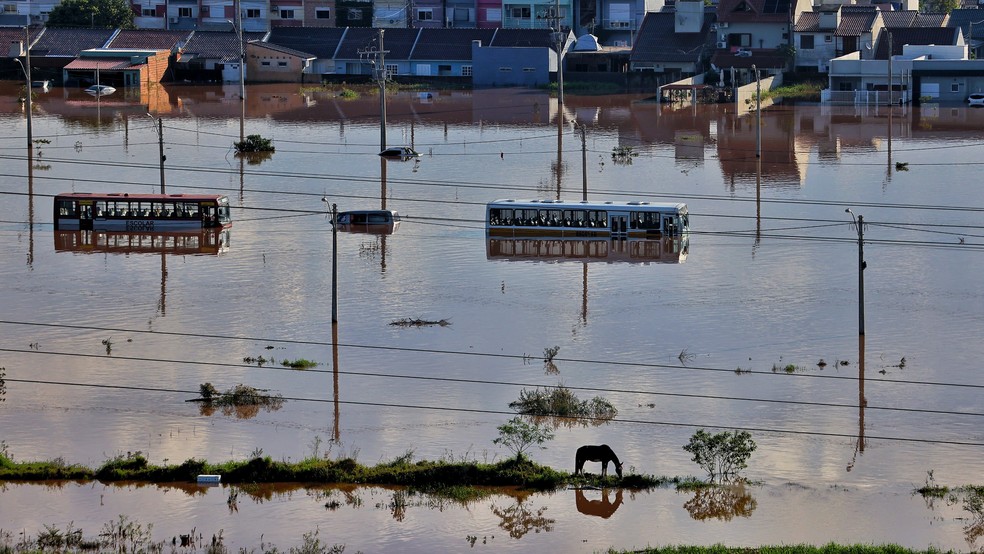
[574,444,623,478]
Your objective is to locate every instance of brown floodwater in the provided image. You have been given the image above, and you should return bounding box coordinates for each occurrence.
[0,82,982,551]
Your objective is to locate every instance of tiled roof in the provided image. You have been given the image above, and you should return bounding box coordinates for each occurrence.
[881,11,917,27]
[334,27,418,60]
[948,9,984,40]
[64,57,136,70]
[489,28,557,48]
[794,12,820,32]
[267,27,346,58]
[30,28,116,57]
[411,28,497,60]
[180,30,267,61]
[875,26,959,58]
[0,26,43,52]
[837,7,879,36]
[108,30,191,50]
[912,13,948,27]
[630,12,715,63]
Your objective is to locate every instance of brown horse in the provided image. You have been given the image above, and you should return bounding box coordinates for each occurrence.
[574,444,623,478]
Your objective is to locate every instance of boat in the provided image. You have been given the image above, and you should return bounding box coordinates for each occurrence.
[379,146,420,160]
[334,209,400,234]
[84,84,116,97]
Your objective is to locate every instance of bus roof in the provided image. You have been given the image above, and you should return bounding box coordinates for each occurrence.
[488,199,687,211]
[55,192,228,201]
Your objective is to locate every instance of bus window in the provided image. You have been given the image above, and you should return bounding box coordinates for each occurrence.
[56,199,77,217]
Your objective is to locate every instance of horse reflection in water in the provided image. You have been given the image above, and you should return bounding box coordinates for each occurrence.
[574,444,623,478]
[575,488,624,519]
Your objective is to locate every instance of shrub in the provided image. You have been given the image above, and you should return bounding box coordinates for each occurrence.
[492,417,554,461]
[683,429,756,483]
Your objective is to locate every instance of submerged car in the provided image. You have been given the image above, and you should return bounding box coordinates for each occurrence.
[379,146,420,160]
[968,93,984,106]
[84,84,116,97]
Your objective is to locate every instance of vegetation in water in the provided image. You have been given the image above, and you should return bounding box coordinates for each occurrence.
[508,385,618,423]
[761,81,825,102]
[233,134,275,154]
[194,383,284,419]
[683,429,757,483]
[281,358,318,369]
[611,145,638,165]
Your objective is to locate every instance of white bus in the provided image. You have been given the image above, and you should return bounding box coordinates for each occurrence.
[486,199,689,239]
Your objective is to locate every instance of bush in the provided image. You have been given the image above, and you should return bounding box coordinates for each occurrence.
[493,417,554,461]
[683,429,756,483]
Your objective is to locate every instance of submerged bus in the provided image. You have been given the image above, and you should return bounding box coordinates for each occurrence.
[53,193,231,231]
[486,199,689,239]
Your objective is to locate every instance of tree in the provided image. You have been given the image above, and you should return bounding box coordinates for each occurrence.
[47,0,134,29]
[683,429,756,483]
[492,417,554,461]
[920,0,958,14]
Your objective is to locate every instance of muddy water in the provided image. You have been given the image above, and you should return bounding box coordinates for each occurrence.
[0,83,982,551]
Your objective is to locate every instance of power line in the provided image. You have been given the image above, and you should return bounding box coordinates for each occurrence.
[2,320,983,392]
[4,376,983,448]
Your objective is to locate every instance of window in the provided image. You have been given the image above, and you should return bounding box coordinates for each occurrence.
[523,67,535,72]
[952,83,960,93]
[511,7,531,18]
[261,61,271,66]
[2,4,16,13]
[800,35,814,50]
[486,8,501,21]
[316,8,330,18]
[178,7,192,17]
[278,61,288,67]
[246,8,260,17]
[279,9,294,18]
[386,64,398,75]
[142,7,156,16]
[825,35,832,42]
[454,7,470,21]
[347,8,362,20]
[418,9,433,20]
[499,66,512,71]
[462,65,472,76]
[201,5,209,14]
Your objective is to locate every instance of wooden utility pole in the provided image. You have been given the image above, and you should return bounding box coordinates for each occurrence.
[846,209,866,336]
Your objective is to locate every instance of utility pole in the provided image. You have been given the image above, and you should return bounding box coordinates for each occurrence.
[539,0,565,106]
[331,202,338,324]
[236,0,246,143]
[575,121,587,200]
[360,30,389,152]
[148,114,166,193]
[756,74,761,158]
[846,209,866,336]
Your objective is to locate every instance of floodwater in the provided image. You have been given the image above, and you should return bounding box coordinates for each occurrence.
[1,82,983,552]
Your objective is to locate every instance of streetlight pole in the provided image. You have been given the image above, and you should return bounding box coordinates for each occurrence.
[16,26,33,150]
[752,64,761,158]
[846,209,866,336]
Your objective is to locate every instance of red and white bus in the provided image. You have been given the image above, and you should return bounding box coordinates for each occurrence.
[53,192,231,231]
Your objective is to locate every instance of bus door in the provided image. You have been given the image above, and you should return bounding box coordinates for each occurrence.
[201,204,218,227]
[609,212,629,239]
[79,200,94,230]
[663,214,678,236]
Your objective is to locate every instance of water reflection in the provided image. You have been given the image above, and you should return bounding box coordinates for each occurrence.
[574,487,623,519]
[490,494,555,539]
[682,483,757,521]
[53,229,231,256]
[486,236,689,264]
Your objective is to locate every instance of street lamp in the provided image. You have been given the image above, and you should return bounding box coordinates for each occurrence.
[14,26,32,149]
[845,208,866,336]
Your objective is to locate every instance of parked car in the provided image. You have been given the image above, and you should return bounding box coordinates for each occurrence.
[968,93,984,106]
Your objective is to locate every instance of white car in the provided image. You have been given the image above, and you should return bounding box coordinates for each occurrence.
[968,93,984,106]
[84,84,116,97]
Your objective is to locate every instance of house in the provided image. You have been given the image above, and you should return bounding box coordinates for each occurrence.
[591,0,669,46]
[26,28,117,78]
[173,30,268,82]
[62,48,171,88]
[793,5,882,73]
[330,27,418,75]
[629,2,715,75]
[711,0,807,73]
[471,28,566,86]
[948,8,984,58]
[247,40,316,81]
[409,28,497,77]
[267,26,346,74]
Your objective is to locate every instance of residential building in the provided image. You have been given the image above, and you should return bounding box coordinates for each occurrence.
[629,2,714,74]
